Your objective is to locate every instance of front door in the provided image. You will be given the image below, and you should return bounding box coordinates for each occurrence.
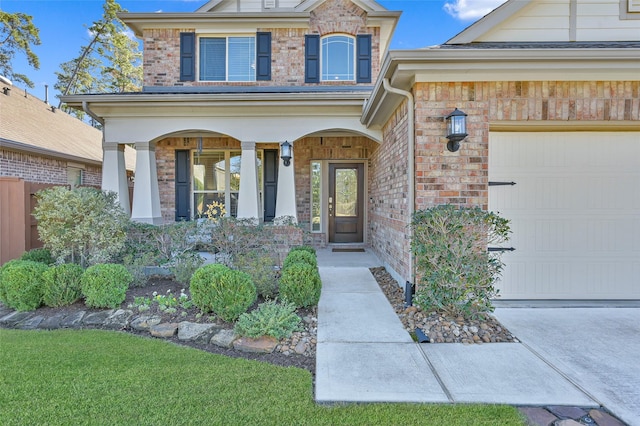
[328,163,364,243]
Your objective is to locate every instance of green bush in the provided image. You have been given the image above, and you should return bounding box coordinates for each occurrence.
[81,264,132,309]
[20,248,54,265]
[279,263,321,308]
[410,205,511,319]
[234,250,279,299]
[235,300,301,339]
[289,245,316,256]
[0,260,48,311]
[190,264,256,322]
[33,187,129,267]
[42,263,84,307]
[282,250,317,271]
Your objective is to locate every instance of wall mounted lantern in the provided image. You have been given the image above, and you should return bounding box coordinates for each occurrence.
[445,108,467,152]
[280,141,292,166]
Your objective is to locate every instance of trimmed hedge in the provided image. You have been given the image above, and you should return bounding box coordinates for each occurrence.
[81,264,132,309]
[279,263,321,308]
[0,260,48,311]
[42,263,84,307]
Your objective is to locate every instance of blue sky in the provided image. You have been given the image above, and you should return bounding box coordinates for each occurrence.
[1,0,505,99]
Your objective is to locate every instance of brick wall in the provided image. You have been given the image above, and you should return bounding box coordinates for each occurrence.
[293,136,378,246]
[369,100,411,281]
[413,80,640,212]
[142,0,380,87]
[0,149,101,186]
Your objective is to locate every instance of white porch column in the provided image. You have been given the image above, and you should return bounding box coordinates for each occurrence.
[275,144,297,223]
[102,143,130,215]
[131,141,163,224]
[236,141,261,222]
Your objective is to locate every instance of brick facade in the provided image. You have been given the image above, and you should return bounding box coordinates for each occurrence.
[0,149,101,186]
[369,100,411,281]
[143,0,380,87]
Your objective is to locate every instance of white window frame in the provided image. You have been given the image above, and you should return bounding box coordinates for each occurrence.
[198,35,256,82]
[320,34,355,82]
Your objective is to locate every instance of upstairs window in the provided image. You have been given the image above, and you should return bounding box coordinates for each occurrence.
[199,37,256,81]
[321,35,354,81]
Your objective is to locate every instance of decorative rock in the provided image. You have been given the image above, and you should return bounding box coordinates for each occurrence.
[469,326,479,334]
[150,323,178,338]
[233,336,278,353]
[104,309,134,329]
[210,329,237,348]
[0,305,13,318]
[17,315,44,329]
[178,322,219,342]
[38,312,67,329]
[130,315,162,331]
[517,407,557,426]
[0,311,33,327]
[83,310,114,326]
[547,406,587,420]
[60,311,86,327]
[589,409,626,426]
[294,341,307,355]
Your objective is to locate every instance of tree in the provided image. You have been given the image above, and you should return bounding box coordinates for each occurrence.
[56,0,142,113]
[0,11,41,88]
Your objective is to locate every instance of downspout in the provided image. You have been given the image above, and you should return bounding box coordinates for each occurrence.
[82,101,104,126]
[382,78,415,285]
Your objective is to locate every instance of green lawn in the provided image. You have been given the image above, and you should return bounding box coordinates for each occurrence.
[0,329,525,425]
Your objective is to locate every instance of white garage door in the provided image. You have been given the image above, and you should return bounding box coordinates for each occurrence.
[489,132,640,299]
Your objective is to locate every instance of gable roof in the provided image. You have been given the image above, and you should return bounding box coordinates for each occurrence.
[447,0,640,44]
[0,87,135,171]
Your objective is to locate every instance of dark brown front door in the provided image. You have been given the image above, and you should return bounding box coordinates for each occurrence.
[328,163,364,243]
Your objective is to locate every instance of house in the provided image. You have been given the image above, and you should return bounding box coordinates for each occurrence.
[0,84,136,263]
[62,0,640,300]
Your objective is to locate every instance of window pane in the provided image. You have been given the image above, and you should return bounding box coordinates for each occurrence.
[335,168,357,217]
[229,151,241,191]
[311,162,321,232]
[200,38,225,81]
[228,37,255,81]
[67,167,82,189]
[194,193,225,219]
[321,36,354,81]
[193,152,226,191]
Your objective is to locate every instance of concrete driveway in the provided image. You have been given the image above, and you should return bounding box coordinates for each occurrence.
[493,307,640,426]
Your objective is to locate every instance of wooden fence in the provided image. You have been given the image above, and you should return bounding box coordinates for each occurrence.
[0,177,65,265]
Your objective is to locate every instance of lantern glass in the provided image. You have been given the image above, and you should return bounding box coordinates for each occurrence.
[280,141,292,166]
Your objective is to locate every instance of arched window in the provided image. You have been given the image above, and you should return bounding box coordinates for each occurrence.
[321,35,355,81]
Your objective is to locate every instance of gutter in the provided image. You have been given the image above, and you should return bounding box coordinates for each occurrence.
[382,78,415,285]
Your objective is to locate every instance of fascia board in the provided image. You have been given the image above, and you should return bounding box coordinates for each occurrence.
[445,0,533,45]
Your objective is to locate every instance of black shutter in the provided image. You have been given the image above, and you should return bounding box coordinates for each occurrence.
[180,32,196,81]
[175,150,191,221]
[356,34,371,83]
[263,149,279,222]
[305,34,320,83]
[256,32,272,81]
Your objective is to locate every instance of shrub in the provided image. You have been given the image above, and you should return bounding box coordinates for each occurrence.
[282,250,317,271]
[42,263,84,307]
[81,264,132,309]
[410,205,511,319]
[0,260,48,311]
[288,246,316,256]
[20,248,54,265]
[190,264,256,321]
[235,300,301,339]
[33,187,129,267]
[279,263,321,308]
[234,250,279,299]
[169,252,204,285]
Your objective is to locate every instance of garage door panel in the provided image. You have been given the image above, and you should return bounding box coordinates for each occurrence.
[490,132,640,299]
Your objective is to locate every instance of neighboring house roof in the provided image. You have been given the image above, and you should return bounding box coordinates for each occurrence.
[0,86,135,171]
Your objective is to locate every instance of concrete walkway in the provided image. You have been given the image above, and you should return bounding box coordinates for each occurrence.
[315,248,639,425]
